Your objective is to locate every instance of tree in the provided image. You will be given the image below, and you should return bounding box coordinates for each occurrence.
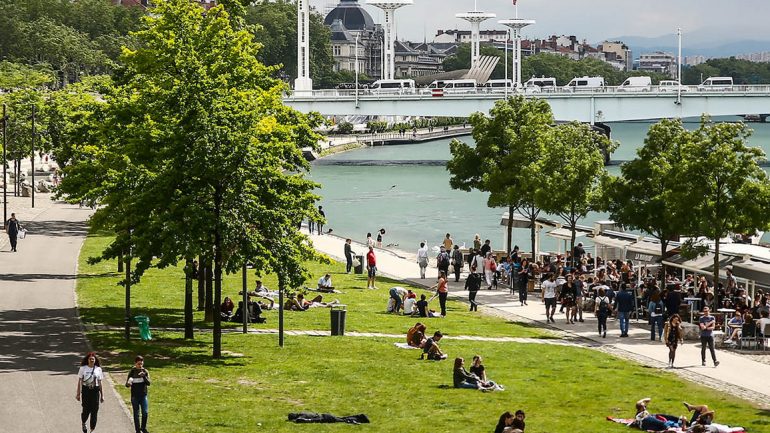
[604,118,691,275]
[536,122,612,258]
[0,61,55,90]
[57,0,324,356]
[676,118,770,305]
[447,96,553,256]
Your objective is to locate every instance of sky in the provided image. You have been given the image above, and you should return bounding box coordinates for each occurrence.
[310,0,770,44]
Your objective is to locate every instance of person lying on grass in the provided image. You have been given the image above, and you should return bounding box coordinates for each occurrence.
[284,294,340,311]
[633,397,686,431]
[452,357,495,391]
[406,323,426,348]
[420,331,447,360]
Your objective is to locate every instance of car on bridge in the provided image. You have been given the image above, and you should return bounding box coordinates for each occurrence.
[658,80,689,92]
[698,77,734,92]
[370,79,416,95]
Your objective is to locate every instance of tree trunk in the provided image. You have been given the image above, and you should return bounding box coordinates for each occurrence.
[213,188,223,358]
[118,254,124,273]
[529,205,537,266]
[197,254,205,311]
[569,217,577,268]
[278,270,285,348]
[506,205,514,253]
[713,240,720,310]
[660,240,669,289]
[184,258,194,339]
[204,258,213,322]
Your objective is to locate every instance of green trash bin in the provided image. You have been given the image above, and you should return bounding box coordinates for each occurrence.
[134,315,152,341]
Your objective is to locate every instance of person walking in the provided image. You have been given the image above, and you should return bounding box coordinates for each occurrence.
[699,306,720,367]
[76,352,104,433]
[517,259,530,306]
[594,287,612,338]
[649,299,664,341]
[663,314,684,368]
[542,274,558,323]
[436,246,450,279]
[429,271,449,317]
[442,233,453,251]
[344,238,355,273]
[126,355,151,433]
[316,205,325,235]
[366,246,378,289]
[615,283,635,337]
[416,242,429,279]
[5,212,22,252]
[451,244,464,282]
[465,265,482,312]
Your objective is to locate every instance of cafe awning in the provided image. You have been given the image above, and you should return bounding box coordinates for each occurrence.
[591,234,634,250]
[625,240,675,262]
[546,227,587,241]
[732,259,770,285]
[662,253,742,276]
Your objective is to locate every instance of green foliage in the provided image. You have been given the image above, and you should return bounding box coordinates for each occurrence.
[447,96,554,253]
[442,43,509,79]
[682,57,770,85]
[366,120,387,133]
[536,122,611,251]
[336,121,354,134]
[1,88,47,162]
[604,118,692,261]
[244,0,335,86]
[0,0,143,83]
[0,61,55,90]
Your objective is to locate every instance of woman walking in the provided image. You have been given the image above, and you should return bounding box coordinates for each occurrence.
[76,352,104,433]
[429,271,449,317]
[518,259,530,306]
[664,314,684,368]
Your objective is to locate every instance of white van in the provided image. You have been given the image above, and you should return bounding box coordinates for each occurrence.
[426,80,446,89]
[523,77,557,93]
[370,79,416,95]
[483,79,515,93]
[617,76,652,92]
[658,80,689,92]
[442,79,478,94]
[564,76,605,91]
[698,77,733,91]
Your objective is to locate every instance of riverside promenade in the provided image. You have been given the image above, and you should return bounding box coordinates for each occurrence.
[0,194,134,432]
[307,231,770,407]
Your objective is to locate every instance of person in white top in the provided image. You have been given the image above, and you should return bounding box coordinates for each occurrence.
[76,351,104,433]
[416,242,430,279]
[317,274,333,291]
[542,274,559,323]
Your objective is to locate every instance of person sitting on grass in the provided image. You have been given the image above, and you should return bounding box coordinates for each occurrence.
[403,290,417,315]
[220,297,235,321]
[633,398,686,431]
[452,358,495,391]
[494,412,516,433]
[511,410,526,431]
[421,331,447,360]
[469,355,504,391]
[416,294,429,318]
[406,323,427,348]
[317,273,334,292]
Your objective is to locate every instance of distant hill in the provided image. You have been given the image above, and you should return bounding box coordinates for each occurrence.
[602,27,770,59]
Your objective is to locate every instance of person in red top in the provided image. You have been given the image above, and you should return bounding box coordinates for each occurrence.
[429,271,449,317]
[366,246,378,289]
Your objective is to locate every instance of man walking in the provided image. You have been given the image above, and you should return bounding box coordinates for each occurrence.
[542,274,558,323]
[451,244,464,282]
[416,242,429,279]
[436,246,450,279]
[344,238,354,273]
[316,205,325,235]
[5,212,21,252]
[465,265,482,312]
[699,306,720,367]
[614,283,635,337]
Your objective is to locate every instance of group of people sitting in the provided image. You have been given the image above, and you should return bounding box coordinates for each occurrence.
[495,410,526,433]
[388,287,441,317]
[452,356,504,392]
[220,280,276,323]
[406,323,447,360]
[632,398,744,432]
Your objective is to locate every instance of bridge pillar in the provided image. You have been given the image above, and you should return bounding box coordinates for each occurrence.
[368,1,413,80]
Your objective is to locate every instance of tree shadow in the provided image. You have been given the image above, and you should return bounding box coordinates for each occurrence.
[0,307,90,374]
[23,219,89,238]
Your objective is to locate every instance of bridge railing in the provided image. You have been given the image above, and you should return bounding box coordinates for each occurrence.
[288,85,770,99]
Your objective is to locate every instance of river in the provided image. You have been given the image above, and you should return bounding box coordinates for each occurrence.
[308,117,770,253]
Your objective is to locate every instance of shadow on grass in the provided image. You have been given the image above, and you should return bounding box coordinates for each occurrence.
[81,306,208,328]
[90,331,247,369]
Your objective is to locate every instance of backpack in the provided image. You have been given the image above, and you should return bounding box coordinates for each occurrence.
[598,297,610,315]
[438,252,450,268]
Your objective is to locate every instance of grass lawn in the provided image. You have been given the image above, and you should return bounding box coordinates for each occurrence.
[77,233,549,338]
[78,233,770,433]
[91,331,770,433]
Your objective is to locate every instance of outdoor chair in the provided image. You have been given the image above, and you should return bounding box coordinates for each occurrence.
[760,323,770,351]
[739,322,759,350]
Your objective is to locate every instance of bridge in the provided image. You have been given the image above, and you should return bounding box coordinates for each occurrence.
[284,86,770,123]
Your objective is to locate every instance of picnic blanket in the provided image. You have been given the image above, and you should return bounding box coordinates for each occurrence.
[288,412,369,424]
[394,342,419,349]
[605,417,745,433]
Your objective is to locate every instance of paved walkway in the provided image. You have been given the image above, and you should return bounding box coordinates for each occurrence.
[308,231,770,408]
[0,194,134,433]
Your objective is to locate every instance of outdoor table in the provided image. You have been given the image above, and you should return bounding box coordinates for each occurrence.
[717,308,736,331]
[684,297,701,322]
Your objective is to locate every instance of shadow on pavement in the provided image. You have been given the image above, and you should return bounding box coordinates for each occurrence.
[0,308,86,374]
[23,219,89,238]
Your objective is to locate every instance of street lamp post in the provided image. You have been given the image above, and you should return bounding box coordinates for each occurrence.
[31,105,35,208]
[355,33,360,107]
[504,30,509,98]
[2,103,7,229]
[677,27,683,105]
[124,232,132,340]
